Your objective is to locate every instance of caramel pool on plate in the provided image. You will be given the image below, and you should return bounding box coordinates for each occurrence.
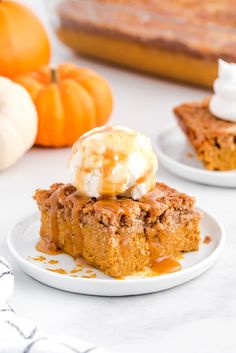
[151,257,182,275]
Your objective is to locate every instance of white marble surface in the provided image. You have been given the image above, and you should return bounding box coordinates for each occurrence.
[0,1,236,352]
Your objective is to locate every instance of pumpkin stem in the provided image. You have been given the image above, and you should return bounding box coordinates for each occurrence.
[51,68,58,83]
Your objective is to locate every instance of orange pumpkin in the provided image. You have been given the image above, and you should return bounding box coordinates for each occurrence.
[15,63,113,147]
[0,1,50,78]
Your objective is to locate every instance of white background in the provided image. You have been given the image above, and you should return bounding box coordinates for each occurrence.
[0,1,236,352]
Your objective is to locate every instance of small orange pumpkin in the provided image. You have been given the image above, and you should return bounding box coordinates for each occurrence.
[0,1,50,78]
[15,63,113,147]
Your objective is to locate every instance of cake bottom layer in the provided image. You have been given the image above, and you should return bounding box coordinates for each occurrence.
[57,28,217,88]
[38,207,200,278]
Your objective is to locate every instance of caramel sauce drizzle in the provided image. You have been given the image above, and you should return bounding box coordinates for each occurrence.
[73,126,154,198]
[46,267,88,277]
[203,235,211,244]
[32,256,46,262]
[48,259,59,265]
[70,268,82,274]
[48,189,61,244]
[47,268,67,274]
[186,152,194,158]
[136,166,154,185]
[101,148,128,196]
[95,198,121,214]
[65,191,89,256]
[150,257,182,275]
[81,274,96,279]
[37,186,89,257]
[72,126,121,196]
[36,238,61,255]
[47,184,71,245]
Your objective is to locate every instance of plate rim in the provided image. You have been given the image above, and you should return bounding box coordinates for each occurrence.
[155,124,236,181]
[7,209,225,286]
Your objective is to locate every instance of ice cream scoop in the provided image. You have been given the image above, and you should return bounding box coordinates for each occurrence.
[68,125,158,199]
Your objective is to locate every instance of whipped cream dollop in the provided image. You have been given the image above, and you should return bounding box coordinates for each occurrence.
[209,59,236,122]
[68,125,158,199]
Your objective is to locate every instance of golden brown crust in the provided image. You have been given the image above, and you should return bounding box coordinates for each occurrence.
[175,98,236,141]
[34,182,196,226]
[34,182,201,277]
[174,98,236,170]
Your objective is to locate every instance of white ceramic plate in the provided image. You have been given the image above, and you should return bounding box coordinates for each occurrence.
[155,126,236,187]
[8,211,225,296]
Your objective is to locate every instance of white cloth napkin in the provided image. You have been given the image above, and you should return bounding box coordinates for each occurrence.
[0,256,107,353]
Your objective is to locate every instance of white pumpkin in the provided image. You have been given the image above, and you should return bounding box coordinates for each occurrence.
[0,77,37,170]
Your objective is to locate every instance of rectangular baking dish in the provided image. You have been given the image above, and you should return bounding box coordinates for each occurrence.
[50,0,236,87]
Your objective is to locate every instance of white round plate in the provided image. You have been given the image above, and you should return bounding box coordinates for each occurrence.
[155,126,236,187]
[8,211,225,296]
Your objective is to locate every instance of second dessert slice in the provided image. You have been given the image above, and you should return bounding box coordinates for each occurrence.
[174,60,236,171]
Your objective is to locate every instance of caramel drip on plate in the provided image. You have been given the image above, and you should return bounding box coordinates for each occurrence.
[36,238,61,255]
[70,268,82,274]
[48,259,59,264]
[81,274,97,279]
[203,235,211,244]
[32,255,46,262]
[150,257,181,275]
[47,268,67,274]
